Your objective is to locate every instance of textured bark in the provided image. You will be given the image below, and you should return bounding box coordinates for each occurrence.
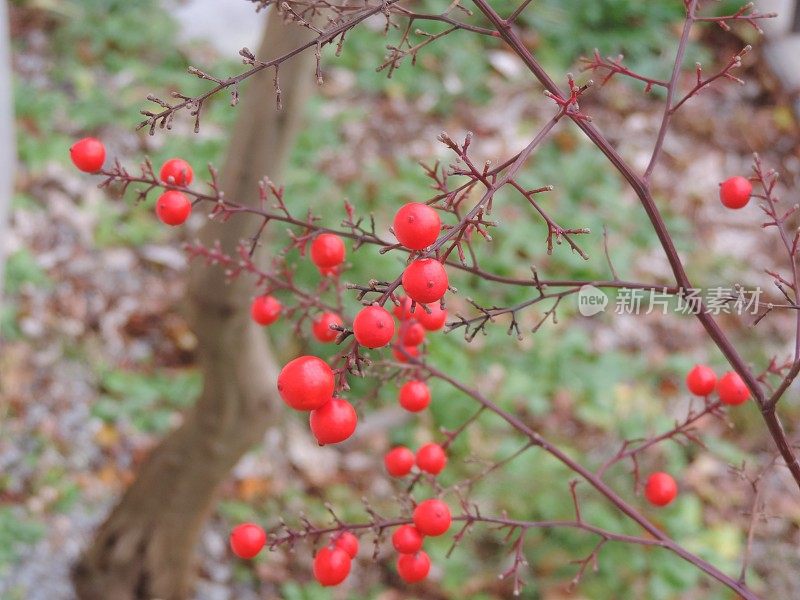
[73,12,315,600]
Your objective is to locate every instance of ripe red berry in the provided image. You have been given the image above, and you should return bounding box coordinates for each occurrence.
[399,380,430,412]
[310,233,346,269]
[717,371,750,405]
[401,321,426,346]
[312,312,343,343]
[229,523,266,559]
[250,295,282,326]
[353,305,395,348]
[392,344,420,363]
[392,525,424,554]
[155,190,192,226]
[69,137,106,173]
[413,499,451,536]
[719,176,752,209]
[416,443,447,475]
[402,259,448,304]
[397,550,431,583]
[415,302,447,331]
[393,202,441,250]
[310,398,358,445]
[644,472,678,507]
[277,356,335,411]
[313,546,351,586]
[393,296,414,320]
[384,446,415,477]
[686,364,717,396]
[333,531,359,558]
[383,446,414,477]
[159,157,194,186]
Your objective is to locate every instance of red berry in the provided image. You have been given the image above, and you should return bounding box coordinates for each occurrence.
[719,176,752,209]
[397,551,431,583]
[402,259,448,304]
[413,499,451,536]
[155,191,192,226]
[399,380,430,412]
[353,305,395,348]
[415,302,447,331]
[392,344,420,363]
[393,296,414,320]
[229,523,266,559]
[392,525,424,554]
[384,446,415,477]
[334,531,359,558]
[401,321,426,346]
[313,546,351,586]
[69,137,106,173]
[416,443,447,475]
[250,295,282,325]
[312,312,343,343]
[393,202,441,250]
[644,472,678,507]
[277,356,335,411]
[310,233,346,269]
[717,371,750,405]
[159,158,194,186]
[686,364,717,396]
[310,398,358,445]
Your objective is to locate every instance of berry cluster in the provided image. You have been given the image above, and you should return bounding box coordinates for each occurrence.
[216,198,449,584]
[69,138,195,226]
[392,295,446,363]
[641,364,752,508]
[69,132,772,596]
[277,355,357,445]
[228,446,451,586]
[686,363,750,406]
[249,241,347,341]
[384,442,447,477]
[313,532,359,586]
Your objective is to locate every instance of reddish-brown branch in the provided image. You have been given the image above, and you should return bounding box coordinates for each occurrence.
[644,0,698,179]
[95,1,795,594]
[469,0,800,492]
[670,46,750,114]
[418,360,758,598]
[580,49,668,91]
[137,0,402,133]
[754,155,800,408]
[695,3,777,33]
[596,399,724,479]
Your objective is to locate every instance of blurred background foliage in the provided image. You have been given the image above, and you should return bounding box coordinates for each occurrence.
[4,0,797,598]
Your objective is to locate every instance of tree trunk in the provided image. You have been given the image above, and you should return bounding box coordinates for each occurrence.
[73,11,316,600]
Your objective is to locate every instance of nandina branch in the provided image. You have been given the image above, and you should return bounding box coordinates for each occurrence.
[695,3,777,33]
[596,399,725,480]
[670,46,750,113]
[418,358,758,598]
[469,0,800,492]
[138,0,402,134]
[580,49,668,92]
[753,154,800,409]
[88,0,796,594]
